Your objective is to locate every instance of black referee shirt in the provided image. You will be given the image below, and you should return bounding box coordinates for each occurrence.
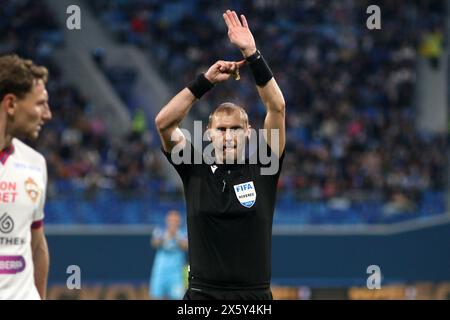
[163,142,284,289]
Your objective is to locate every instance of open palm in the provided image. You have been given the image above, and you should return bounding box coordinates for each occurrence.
[223,10,256,58]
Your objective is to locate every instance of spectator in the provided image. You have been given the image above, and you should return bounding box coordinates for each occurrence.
[149,210,188,300]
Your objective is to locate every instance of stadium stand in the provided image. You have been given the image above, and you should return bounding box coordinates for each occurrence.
[2,0,446,225]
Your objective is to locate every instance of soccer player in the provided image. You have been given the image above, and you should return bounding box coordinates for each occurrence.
[149,210,188,300]
[155,10,285,300]
[0,54,52,299]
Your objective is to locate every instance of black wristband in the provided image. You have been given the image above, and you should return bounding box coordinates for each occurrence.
[246,50,273,87]
[187,73,214,99]
[245,49,262,63]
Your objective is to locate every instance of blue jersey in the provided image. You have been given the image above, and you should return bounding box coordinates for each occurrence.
[151,228,187,275]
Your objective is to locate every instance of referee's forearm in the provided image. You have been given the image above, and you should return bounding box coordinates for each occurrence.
[155,88,196,131]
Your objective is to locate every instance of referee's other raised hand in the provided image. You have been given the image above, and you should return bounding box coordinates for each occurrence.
[204,60,246,84]
[223,10,257,58]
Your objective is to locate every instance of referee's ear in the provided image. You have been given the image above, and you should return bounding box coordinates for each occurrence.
[205,128,212,141]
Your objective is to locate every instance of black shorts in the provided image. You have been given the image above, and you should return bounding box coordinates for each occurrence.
[183,285,273,300]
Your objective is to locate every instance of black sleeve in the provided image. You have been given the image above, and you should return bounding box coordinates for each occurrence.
[162,141,197,181]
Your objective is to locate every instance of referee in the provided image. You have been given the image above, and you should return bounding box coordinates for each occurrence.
[155,10,285,300]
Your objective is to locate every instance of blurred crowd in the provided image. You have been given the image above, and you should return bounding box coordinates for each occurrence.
[90,0,447,211]
[1,0,447,223]
[0,0,164,200]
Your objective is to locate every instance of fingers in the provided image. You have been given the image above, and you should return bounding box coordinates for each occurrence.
[222,12,232,28]
[212,60,245,82]
[218,61,233,73]
[224,10,242,28]
[229,61,244,72]
[236,59,247,68]
[216,61,231,73]
[219,63,226,72]
[240,14,249,28]
[231,10,242,27]
[224,10,236,27]
[216,60,245,73]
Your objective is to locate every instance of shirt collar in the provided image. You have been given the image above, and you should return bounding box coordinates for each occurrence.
[0,143,15,165]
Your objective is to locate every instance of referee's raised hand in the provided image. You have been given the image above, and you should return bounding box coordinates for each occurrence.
[223,10,257,58]
[204,60,246,84]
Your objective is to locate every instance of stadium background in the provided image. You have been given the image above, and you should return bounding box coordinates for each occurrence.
[1,0,449,299]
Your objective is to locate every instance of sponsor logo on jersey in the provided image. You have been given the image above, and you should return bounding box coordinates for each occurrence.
[0,256,26,274]
[0,237,26,245]
[0,213,14,234]
[14,161,42,172]
[24,177,39,203]
[0,181,18,203]
[233,181,257,208]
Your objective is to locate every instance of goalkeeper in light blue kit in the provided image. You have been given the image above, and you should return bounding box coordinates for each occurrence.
[149,210,188,300]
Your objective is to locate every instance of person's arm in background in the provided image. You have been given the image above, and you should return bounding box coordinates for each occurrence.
[176,236,188,251]
[155,60,245,153]
[151,237,163,248]
[151,229,188,250]
[151,228,164,249]
[31,225,49,299]
[223,10,286,156]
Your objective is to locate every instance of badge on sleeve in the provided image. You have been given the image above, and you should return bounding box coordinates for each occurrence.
[24,177,40,203]
[233,181,256,208]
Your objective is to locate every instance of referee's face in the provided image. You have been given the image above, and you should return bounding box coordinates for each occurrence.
[209,110,249,163]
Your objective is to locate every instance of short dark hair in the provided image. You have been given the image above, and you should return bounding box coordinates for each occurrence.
[0,54,49,100]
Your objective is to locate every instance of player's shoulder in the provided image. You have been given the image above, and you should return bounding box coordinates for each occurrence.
[12,138,46,165]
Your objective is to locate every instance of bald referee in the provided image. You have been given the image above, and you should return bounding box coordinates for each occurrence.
[155,10,285,300]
